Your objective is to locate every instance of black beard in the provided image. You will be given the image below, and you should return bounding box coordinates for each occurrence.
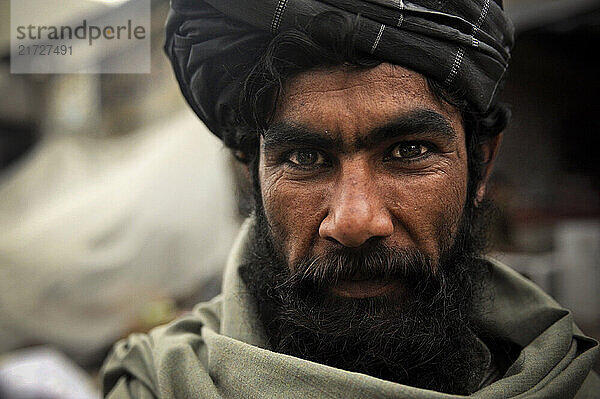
[239,187,493,395]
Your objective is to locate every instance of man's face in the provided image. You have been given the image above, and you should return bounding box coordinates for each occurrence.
[258,63,469,298]
[243,63,495,395]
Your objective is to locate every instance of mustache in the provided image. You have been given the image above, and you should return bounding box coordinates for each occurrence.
[282,243,439,290]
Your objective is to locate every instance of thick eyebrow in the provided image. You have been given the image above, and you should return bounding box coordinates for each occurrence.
[359,109,457,149]
[262,123,344,152]
[262,108,457,152]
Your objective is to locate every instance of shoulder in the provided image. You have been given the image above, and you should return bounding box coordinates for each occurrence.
[101,296,223,398]
[102,332,159,398]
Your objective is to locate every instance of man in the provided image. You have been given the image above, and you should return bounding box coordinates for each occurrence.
[102,0,599,397]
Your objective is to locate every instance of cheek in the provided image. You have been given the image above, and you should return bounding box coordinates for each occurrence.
[259,167,329,267]
[383,166,468,258]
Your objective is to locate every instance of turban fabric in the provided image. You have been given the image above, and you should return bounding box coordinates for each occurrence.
[165,0,514,140]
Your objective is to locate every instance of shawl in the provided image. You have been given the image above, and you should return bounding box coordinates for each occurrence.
[102,219,599,398]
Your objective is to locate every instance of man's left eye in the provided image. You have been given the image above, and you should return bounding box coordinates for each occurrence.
[389,142,431,159]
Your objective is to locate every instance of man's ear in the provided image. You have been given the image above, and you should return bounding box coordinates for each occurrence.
[476,133,503,204]
[242,163,251,181]
[232,150,252,181]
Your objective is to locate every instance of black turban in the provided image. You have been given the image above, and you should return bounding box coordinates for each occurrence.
[165,0,514,140]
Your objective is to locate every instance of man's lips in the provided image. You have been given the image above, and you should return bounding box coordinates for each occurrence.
[330,279,400,298]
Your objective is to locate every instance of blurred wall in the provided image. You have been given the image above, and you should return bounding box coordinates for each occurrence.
[0,0,242,365]
[491,2,600,368]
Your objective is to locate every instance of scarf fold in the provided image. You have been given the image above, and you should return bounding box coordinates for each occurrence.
[102,219,599,398]
[164,0,515,141]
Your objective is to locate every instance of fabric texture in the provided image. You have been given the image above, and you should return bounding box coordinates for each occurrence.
[164,0,515,141]
[102,218,599,398]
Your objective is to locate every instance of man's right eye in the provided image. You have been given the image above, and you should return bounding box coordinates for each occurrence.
[287,149,327,167]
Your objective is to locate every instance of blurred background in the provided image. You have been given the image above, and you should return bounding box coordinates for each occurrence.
[0,0,598,396]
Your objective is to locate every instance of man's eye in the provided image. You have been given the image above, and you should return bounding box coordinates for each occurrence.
[287,149,326,166]
[389,142,431,159]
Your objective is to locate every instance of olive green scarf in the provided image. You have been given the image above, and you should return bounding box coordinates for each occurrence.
[102,220,599,398]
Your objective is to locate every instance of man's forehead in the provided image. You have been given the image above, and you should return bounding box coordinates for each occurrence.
[284,63,423,90]
[272,63,463,144]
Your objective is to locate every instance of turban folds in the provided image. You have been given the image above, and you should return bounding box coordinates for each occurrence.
[165,0,514,140]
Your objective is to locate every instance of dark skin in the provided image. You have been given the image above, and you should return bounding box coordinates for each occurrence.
[255,63,501,298]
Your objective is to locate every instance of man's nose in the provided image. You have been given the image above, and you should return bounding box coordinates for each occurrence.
[319,163,394,247]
